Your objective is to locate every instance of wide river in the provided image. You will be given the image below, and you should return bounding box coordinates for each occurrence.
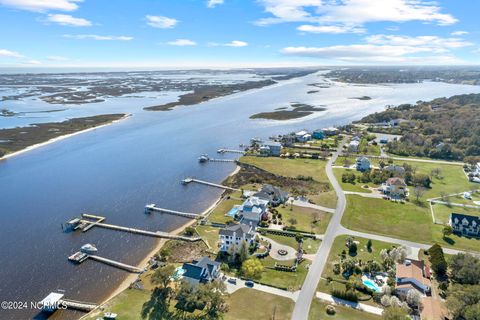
[1,71,479,319]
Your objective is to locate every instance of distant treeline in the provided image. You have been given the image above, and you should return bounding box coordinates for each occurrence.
[358,93,480,161]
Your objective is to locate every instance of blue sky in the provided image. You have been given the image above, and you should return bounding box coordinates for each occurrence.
[0,0,479,68]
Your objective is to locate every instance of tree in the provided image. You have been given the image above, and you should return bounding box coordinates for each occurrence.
[428,244,447,276]
[151,264,175,289]
[447,284,480,320]
[406,290,422,309]
[413,186,426,202]
[184,226,195,236]
[348,242,358,256]
[382,305,409,320]
[449,253,480,285]
[199,281,229,319]
[343,158,352,167]
[241,258,263,279]
[367,239,373,252]
[288,218,297,227]
[237,240,249,264]
[442,225,453,239]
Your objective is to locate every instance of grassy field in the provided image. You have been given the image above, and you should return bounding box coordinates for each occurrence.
[240,157,329,184]
[431,203,480,224]
[333,168,374,193]
[208,196,243,224]
[84,289,150,320]
[309,298,382,320]
[359,138,381,156]
[225,288,294,320]
[196,225,220,251]
[259,257,309,290]
[309,190,338,209]
[275,204,332,234]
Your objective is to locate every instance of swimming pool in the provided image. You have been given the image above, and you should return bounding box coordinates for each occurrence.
[362,279,382,292]
[171,266,186,280]
[226,206,240,217]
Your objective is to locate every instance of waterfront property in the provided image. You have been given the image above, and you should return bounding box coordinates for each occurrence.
[322,127,339,136]
[182,256,221,285]
[260,141,282,156]
[238,196,269,226]
[355,156,371,172]
[395,259,431,297]
[312,129,324,140]
[219,224,255,252]
[295,130,312,142]
[449,213,480,238]
[253,184,289,206]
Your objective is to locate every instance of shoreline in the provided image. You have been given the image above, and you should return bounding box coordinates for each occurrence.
[81,165,241,319]
[0,113,131,161]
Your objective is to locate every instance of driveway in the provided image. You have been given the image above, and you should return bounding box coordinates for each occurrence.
[263,237,298,261]
[223,276,299,301]
[292,198,335,213]
[316,291,384,315]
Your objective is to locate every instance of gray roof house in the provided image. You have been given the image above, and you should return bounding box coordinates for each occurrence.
[449,213,480,238]
[355,157,371,172]
[254,184,289,206]
[182,257,221,285]
[219,224,255,252]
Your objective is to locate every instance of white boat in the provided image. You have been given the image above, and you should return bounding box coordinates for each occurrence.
[103,312,117,319]
[198,154,209,163]
[80,243,98,254]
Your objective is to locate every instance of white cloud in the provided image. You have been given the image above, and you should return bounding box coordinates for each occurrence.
[47,55,69,61]
[451,30,468,36]
[297,24,365,34]
[207,0,224,8]
[224,40,248,47]
[256,0,457,33]
[365,34,472,51]
[63,34,133,41]
[145,15,178,29]
[0,0,82,12]
[23,59,41,65]
[0,48,23,58]
[46,14,91,26]
[167,39,197,46]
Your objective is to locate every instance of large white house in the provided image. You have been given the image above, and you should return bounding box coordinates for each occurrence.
[219,224,255,252]
[381,177,408,198]
[295,130,312,142]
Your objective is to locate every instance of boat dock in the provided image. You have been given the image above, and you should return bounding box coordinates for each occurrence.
[68,250,143,273]
[181,177,240,192]
[217,148,245,154]
[209,158,236,163]
[66,214,201,241]
[81,213,105,232]
[144,204,199,219]
[39,291,97,313]
[61,299,97,312]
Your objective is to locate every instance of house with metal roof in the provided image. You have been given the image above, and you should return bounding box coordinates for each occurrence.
[182,256,221,285]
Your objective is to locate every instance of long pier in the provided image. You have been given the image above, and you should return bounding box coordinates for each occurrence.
[39,291,97,313]
[145,204,200,219]
[89,255,144,273]
[217,148,245,154]
[61,299,97,312]
[209,158,236,163]
[81,213,105,232]
[181,177,240,192]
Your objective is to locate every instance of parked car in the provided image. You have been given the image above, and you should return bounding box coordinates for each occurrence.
[245,281,254,287]
[228,278,237,284]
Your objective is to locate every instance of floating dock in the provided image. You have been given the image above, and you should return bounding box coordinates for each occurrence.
[145,204,199,219]
[181,177,240,191]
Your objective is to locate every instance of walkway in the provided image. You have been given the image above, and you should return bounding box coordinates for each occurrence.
[344,191,383,199]
[263,237,297,261]
[224,276,299,301]
[315,292,383,316]
[292,198,335,213]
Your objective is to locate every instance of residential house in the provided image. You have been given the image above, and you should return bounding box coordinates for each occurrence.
[322,127,339,136]
[219,224,255,252]
[238,196,269,226]
[384,165,406,176]
[182,256,221,285]
[348,140,360,153]
[261,141,282,156]
[312,129,324,140]
[355,156,371,172]
[253,184,289,206]
[395,259,431,297]
[382,177,408,198]
[449,213,480,238]
[295,130,312,142]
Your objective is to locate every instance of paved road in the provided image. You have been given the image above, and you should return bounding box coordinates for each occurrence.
[291,138,348,320]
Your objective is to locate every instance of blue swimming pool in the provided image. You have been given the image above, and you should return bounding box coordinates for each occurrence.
[363,279,382,292]
[226,206,240,217]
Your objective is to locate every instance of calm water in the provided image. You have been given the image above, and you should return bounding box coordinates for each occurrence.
[1,72,480,319]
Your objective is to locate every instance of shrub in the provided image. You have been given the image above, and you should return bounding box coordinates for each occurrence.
[331,289,358,302]
[325,305,336,315]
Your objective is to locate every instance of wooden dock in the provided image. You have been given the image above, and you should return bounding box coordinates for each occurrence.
[39,291,97,313]
[217,148,245,154]
[61,299,97,312]
[144,204,199,219]
[81,214,105,232]
[68,251,143,273]
[209,158,236,163]
[181,177,240,192]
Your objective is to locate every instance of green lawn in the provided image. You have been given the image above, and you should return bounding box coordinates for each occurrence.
[259,257,309,291]
[240,156,329,184]
[309,298,382,320]
[359,138,381,156]
[333,168,374,193]
[309,190,338,209]
[431,203,480,224]
[208,196,243,224]
[225,288,294,320]
[196,225,220,251]
[264,233,321,254]
[275,204,332,234]
[84,289,150,320]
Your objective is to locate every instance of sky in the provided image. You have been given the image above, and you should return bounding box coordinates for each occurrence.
[0,0,479,69]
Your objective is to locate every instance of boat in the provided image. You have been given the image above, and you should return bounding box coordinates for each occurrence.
[198,154,209,163]
[80,243,98,254]
[103,312,118,319]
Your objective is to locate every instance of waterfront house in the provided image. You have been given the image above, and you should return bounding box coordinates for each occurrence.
[312,129,324,140]
[238,196,269,226]
[355,156,371,172]
[381,177,408,198]
[295,130,312,142]
[261,141,282,156]
[219,224,255,252]
[449,213,480,238]
[322,127,339,136]
[395,259,431,297]
[254,184,289,206]
[182,257,221,285]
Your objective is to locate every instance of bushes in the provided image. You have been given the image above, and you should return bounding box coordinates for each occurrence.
[428,243,447,276]
[325,305,336,315]
[331,289,358,302]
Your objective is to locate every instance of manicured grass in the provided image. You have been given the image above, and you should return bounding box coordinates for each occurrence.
[264,233,321,254]
[431,203,480,224]
[359,138,381,156]
[195,225,220,251]
[208,196,243,224]
[342,195,433,243]
[431,224,480,253]
[309,298,382,320]
[309,190,338,209]
[259,257,309,291]
[275,204,332,234]
[240,157,329,184]
[84,289,150,320]
[333,168,374,193]
[225,288,294,320]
